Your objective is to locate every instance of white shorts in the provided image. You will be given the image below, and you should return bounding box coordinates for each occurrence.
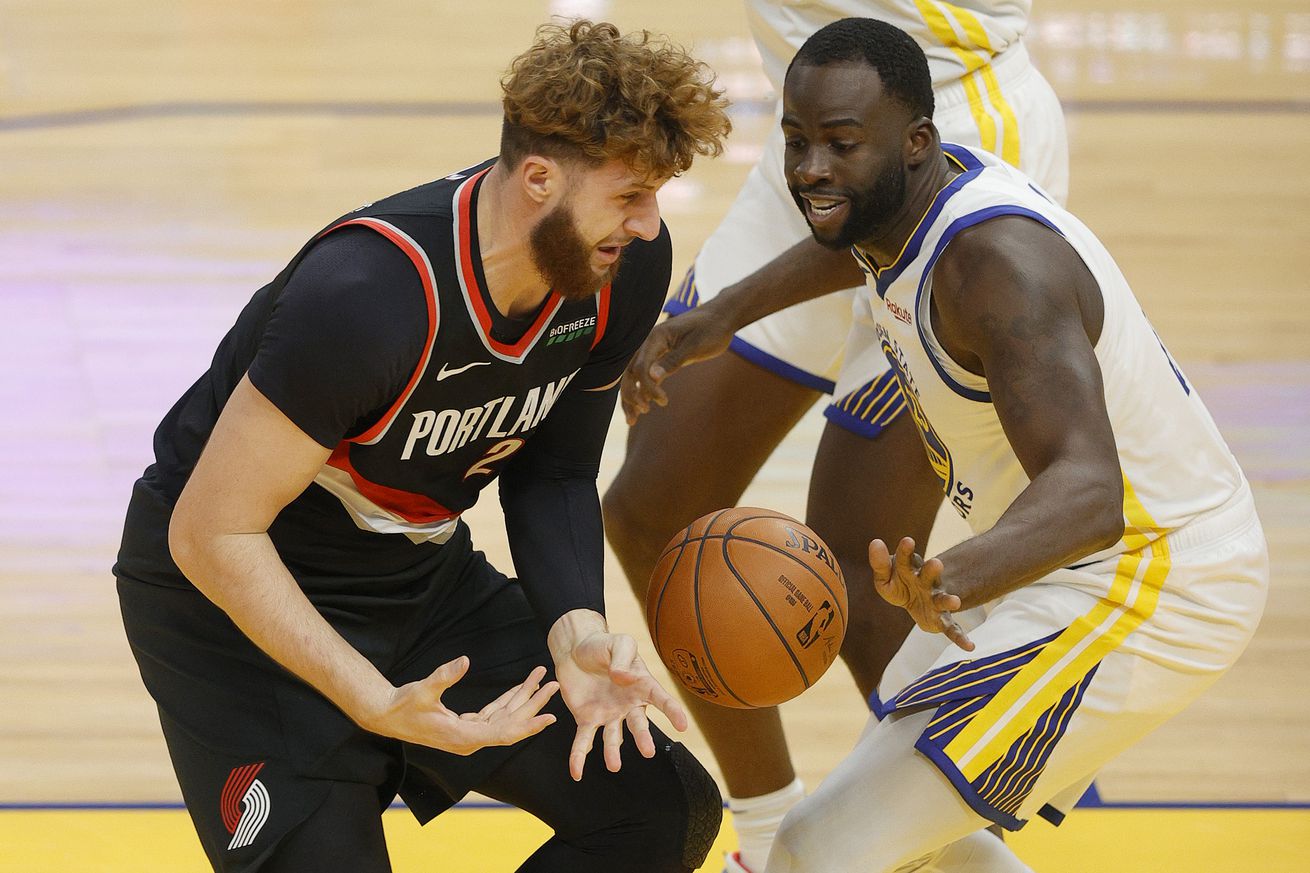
[869,481,1269,829]
[667,42,1068,437]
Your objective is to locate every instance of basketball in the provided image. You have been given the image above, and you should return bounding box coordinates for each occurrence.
[645,507,848,709]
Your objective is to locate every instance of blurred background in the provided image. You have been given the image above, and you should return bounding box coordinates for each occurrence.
[1,0,1307,869]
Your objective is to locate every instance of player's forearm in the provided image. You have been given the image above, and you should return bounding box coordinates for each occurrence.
[168,527,394,728]
[707,236,865,332]
[501,473,607,626]
[935,459,1124,609]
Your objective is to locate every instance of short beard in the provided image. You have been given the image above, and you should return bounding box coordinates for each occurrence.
[528,200,618,301]
[793,161,908,251]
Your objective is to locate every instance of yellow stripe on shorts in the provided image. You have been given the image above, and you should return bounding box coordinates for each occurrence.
[943,473,1172,781]
[913,0,1021,167]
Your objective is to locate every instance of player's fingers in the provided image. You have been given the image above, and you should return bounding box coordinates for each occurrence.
[648,682,689,732]
[931,588,962,614]
[424,656,470,696]
[512,680,559,720]
[642,369,670,408]
[941,613,976,652]
[620,368,652,424]
[895,537,918,574]
[475,687,517,719]
[919,556,945,586]
[602,720,624,773]
[476,668,541,718]
[868,539,892,585]
[487,708,557,748]
[520,713,558,740]
[477,684,557,741]
[608,634,640,680]
[648,324,694,380]
[503,665,548,712]
[569,723,598,782]
[505,680,558,733]
[626,708,656,759]
[620,389,644,426]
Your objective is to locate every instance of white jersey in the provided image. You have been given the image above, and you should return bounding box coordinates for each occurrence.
[859,143,1244,561]
[746,0,1031,91]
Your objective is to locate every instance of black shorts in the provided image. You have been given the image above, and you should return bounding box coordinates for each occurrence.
[118,524,718,872]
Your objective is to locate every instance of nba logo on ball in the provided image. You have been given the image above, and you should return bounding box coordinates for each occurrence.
[645,507,848,708]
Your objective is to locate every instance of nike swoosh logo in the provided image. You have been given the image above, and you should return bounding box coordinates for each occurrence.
[436,360,491,381]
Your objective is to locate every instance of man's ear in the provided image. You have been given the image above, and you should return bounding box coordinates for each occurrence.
[520,155,561,205]
[905,117,939,168]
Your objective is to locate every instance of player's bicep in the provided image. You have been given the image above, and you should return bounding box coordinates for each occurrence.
[984,308,1116,480]
[172,375,332,540]
[937,225,1118,480]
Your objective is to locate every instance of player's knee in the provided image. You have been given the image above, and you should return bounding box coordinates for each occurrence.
[772,800,828,872]
[615,739,723,870]
[666,741,724,870]
[552,743,721,872]
[601,484,668,586]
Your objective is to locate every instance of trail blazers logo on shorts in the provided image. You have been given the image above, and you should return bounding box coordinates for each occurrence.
[221,762,271,850]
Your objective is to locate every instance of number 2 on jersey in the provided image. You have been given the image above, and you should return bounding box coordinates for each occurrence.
[464,438,525,479]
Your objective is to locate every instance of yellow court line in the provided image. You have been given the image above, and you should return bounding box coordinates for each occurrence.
[1,808,1307,872]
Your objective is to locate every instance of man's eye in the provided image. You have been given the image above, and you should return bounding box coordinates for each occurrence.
[784,138,805,150]
[831,141,857,152]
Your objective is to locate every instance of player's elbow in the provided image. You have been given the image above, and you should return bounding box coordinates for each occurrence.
[1084,477,1126,552]
[167,495,214,587]
[167,512,200,579]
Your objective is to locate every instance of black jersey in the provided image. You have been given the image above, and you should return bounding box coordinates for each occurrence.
[116,160,669,594]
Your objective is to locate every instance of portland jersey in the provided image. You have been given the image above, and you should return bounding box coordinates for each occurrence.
[117,160,669,586]
[857,143,1244,561]
[745,0,1031,92]
[307,166,622,546]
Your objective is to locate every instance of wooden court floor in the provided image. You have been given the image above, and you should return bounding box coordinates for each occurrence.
[1,0,1308,869]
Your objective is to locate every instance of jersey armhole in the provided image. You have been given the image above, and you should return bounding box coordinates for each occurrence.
[589,282,612,350]
[317,217,441,445]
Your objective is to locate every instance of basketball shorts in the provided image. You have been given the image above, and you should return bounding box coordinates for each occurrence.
[665,41,1068,438]
[868,481,1268,829]
[118,523,711,872]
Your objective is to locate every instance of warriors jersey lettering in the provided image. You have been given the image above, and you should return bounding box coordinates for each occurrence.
[859,143,1244,562]
[116,159,670,585]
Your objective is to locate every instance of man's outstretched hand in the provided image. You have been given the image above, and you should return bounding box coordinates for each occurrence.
[620,306,734,424]
[548,610,689,781]
[870,537,975,651]
[361,657,560,755]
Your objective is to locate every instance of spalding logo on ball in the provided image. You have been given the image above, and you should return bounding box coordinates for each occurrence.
[645,507,848,708]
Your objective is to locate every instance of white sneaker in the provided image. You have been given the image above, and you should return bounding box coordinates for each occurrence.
[724,851,757,873]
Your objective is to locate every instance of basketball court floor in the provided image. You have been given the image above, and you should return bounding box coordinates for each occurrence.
[1,0,1307,870]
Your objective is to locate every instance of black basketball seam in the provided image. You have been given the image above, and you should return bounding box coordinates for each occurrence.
[649,541,687,654]
[654,519,696,563]
[718,534,814,690]
[650,520,698,649]
[692,509,752,707]
[690,532,848,628]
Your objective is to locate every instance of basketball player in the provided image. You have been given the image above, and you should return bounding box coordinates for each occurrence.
[602,2,1068,869]
[624,18,1269,873]
[113,21,731,873]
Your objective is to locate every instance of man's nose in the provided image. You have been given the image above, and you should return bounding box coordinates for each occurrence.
[624,191,661,241]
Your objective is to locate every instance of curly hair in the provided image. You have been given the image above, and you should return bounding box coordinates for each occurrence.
[500,20,732,178]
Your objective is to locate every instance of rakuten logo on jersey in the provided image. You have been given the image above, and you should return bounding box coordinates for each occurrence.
[885,299,913,325]
[401,371,578,460]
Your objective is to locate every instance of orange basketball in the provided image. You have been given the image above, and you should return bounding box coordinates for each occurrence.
[645,507,847,709]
